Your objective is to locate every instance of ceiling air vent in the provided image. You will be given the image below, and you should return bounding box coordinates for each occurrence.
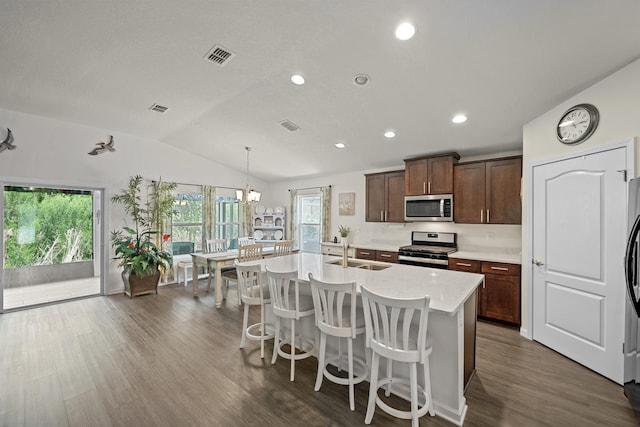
[279,120,300,132]
[204,44,236,66]
[149,104,168,113]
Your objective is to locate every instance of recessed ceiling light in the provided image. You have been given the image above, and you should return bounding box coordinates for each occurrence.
[384,130,396,139]
[335,142,346,149]
[291,74,305,85]
[452,114,467,124]
[354,74,370,85]
[395,22,415,40]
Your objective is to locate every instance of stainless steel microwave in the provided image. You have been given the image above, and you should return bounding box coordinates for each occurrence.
[404,194,453,222]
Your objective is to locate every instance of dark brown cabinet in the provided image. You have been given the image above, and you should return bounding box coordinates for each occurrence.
[404,153,459,196]
[453,156,522,224]
[365,170,405,222]
[355,248,399,263]
[448,258,521,326]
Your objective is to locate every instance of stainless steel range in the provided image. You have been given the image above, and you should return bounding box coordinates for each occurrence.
[398,231,457,269]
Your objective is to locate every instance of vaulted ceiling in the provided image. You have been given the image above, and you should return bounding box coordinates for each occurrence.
[2,1,640,181]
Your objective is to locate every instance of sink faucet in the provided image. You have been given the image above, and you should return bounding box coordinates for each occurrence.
[342,240,348,268]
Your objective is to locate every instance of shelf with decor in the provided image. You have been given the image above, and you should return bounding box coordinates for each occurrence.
[253,206,286,242]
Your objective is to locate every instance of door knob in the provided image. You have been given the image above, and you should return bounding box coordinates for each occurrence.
[532,259,544,266]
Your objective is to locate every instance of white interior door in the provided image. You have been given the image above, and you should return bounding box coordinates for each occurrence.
[532,146,627,384]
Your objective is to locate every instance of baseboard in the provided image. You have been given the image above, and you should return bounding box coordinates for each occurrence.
[519,327,531,339]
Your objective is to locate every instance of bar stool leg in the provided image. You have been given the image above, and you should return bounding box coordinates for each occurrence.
[290,319,296,381]
[271,317,281,365]
[348,338,355,411]
[315,332,327,391]
[424,357,435,415]
[240,303,249,349]
[410,362,418,427]
[365,352,379,424]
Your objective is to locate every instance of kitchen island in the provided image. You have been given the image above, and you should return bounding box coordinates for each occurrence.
[237,252,483,426]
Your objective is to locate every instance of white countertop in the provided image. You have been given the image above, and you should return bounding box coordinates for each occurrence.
[238,252,483,314]
[450,247,521,264]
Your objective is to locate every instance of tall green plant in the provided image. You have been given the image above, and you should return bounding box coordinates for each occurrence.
[110,176,176,277]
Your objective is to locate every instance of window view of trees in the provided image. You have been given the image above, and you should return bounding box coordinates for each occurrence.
[3,187,93,268]
[171,193,203,253]
[216,196,240,249]
[299,194,321,253]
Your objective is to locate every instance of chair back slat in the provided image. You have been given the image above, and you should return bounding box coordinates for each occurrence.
[274,240,294,256]
[236,262,266,305]
[309,273,358,338]
[239,243,263,261]
[266,267,303,319]
[361,286,430,363]
[206,239,227,253]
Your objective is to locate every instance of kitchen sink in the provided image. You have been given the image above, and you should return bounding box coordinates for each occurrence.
[326,258,391,271]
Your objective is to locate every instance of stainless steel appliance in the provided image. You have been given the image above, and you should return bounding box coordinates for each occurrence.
[398,231,457,269]
[624,178,640,409]
[404,194,453,222]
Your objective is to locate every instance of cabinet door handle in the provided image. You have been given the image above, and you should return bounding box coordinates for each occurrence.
[423,182,426,194]
[428,181,431,194]
[480,210,484,223]
[361,251,370,255]
[457,262,472,267]
[487,209,490,223]
[380,211,384,221]
[490,266,509,271]
[380,254,392,258]
[385,211,388,222]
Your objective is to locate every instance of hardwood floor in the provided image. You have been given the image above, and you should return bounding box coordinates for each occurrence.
[0,284,637,426]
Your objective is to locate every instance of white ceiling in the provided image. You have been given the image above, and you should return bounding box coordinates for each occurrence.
[2,1,640,182]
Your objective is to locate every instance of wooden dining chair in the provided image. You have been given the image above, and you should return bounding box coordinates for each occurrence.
[274,240,293,256]
[222,242,264,305]
[205,239,228,289]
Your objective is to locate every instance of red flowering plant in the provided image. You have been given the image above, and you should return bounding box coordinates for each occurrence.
[110,175,176,277]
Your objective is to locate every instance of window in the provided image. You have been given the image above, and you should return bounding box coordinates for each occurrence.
[172,192,203,253]
[297,191,322,253]
[216,196,241,249]
[3,186,93,267]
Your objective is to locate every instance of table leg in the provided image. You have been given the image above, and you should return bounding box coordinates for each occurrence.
[191,254,199,298]
[215,261,223,308]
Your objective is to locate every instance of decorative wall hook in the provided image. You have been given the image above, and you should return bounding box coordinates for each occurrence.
[88,135,115,155]
[0,128,16,153]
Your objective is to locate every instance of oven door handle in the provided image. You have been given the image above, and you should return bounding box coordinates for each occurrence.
[398,255,449,266]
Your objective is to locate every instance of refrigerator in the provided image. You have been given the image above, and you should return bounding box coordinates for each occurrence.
[624,178,640,407]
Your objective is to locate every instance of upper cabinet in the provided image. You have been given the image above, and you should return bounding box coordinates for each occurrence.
[404,153,460,195]
[454,156,522,224]
[365,170,405,222]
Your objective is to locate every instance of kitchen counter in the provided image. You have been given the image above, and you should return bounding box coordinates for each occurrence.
[451,247,522,264]
[238,252,482,425]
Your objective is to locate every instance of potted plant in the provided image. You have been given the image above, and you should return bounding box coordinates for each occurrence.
[111,175,176,298]
[338,225,350,245]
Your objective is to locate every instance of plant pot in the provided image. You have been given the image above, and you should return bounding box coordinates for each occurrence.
[122,270,161,299]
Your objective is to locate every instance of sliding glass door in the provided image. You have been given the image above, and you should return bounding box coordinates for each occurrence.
[1,183,103,311]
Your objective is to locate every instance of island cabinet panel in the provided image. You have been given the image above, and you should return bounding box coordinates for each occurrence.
[404,154,459,196]
[365,170,405,222]
[355,248,399,263]
[453,156,522,224]
[449,258,521,327]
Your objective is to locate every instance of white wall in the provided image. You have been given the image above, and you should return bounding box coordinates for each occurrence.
[521,57,640,335]
[0,108,267,294]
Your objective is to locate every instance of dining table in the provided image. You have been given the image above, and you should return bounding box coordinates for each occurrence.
[190,246,276,308]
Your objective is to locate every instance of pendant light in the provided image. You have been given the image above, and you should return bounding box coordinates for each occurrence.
[236,146,261,203]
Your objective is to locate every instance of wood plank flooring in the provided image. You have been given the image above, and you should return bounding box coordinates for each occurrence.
[0,284,637,426]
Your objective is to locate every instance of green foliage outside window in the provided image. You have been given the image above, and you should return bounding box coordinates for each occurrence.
[3,187,93,268]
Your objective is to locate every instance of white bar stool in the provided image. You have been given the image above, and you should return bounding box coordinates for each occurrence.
[237,262,273,359]
[308,273,367,411]
[361,286,435,427]
[266,266,315,381]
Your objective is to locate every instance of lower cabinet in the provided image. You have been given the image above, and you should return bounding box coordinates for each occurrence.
[355,248,399,263]
[449,258,521,326]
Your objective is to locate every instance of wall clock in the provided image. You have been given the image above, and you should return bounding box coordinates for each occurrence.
[556,103,599,145]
